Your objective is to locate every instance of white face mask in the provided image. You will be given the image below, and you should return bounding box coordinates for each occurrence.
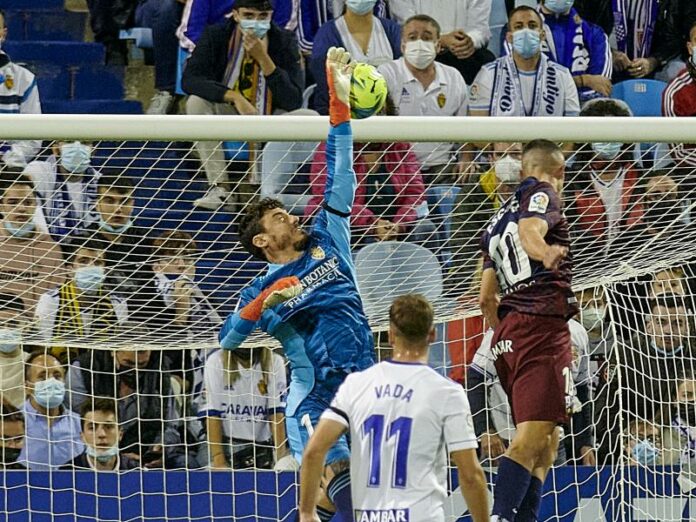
[494,155,522,184]
[403,40,437,70]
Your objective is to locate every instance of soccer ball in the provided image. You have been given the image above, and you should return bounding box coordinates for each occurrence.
[349,63,388,119]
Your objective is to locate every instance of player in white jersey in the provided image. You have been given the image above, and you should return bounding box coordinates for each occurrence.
[299,294,489,522]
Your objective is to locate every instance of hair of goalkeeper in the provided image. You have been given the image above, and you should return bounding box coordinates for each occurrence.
[238,197,285,261]
[389,294,434,346]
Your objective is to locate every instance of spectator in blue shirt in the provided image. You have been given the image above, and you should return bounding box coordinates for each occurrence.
[310,1,401,114]
[18,352,84,470]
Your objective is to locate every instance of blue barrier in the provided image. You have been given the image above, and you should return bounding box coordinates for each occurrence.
[0,467,694,521]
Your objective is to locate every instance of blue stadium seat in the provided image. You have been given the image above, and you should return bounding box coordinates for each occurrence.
[119,28,153,49]
[426,185,461,268]
[175,47,190,96]
[612,79,667,117]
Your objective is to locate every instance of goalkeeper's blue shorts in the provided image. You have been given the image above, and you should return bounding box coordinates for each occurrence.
[286,391,350,465]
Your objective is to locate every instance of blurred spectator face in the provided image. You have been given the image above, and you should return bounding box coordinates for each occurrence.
[232,6,273,39]
[675,378,696,425]
[97,186,134,230]
[542,0,575,16]
[651,268,686,297]
[1,182,36,230]
[577,288,607,334]
[25,354,66,410]
[493,142,522,201]
[0,301,28,356]
[52,141,92,175]
[153,254,196,280]
[345,0,378,16]
[643,175,679,228]
[72,247,106,294]
[0,414,23,465]
[256,206,309,255]
[625,419,661,465]
[401,19,440,70]
[506,8,544,58]
[645,302,689,352]
[115,350,152,370]
[0,12,7,44]
[687,24,696,64]
[81,409,121,459]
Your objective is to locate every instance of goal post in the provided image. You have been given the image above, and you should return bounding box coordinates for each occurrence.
[0,115,694,522]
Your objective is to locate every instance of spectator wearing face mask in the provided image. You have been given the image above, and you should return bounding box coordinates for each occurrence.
[0,294,30,409]
[449,142,522,293]
[23,142,100,244]
[0,173,64,316]
[378,15,469,183]
[470,6,579,117]
[0,401,24,468]
[662,21,696,168]
[34,239,127,361]
[662,374,696,474]
[61,398,138,471]
[18,352,84,470]
[566,99,644,258]
[624,418,664,466]
[0,9,42,169]
[311,0,401,114]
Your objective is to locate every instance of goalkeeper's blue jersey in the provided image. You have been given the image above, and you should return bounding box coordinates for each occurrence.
[219,122,375,416]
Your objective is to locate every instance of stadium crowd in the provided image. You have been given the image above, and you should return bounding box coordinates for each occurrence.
[0,0,695,478]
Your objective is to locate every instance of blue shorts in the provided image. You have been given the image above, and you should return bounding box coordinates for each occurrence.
[285,392,350,465]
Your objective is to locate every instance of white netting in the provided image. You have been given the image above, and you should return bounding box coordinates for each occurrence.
[0,116,694,521]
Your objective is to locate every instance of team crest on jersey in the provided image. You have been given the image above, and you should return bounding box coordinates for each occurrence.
[437,92,446,108]
[469,83,479,101]
[528,192,549,213]
[257,379,268,396]
[311,246,325,260]
[3,74,13,89]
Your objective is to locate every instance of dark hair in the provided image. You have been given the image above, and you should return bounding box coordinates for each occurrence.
[0,9,6,27]
[403,14,441,38]
[66,236,106,265]
[507,5,543,25]
[80,398,118,430]
[389,294,434,344]
[580,99,631,117]
[238,198,285,261]
[0,172,34,202]
[0,293,25,315]
[152,230,197,260]
[523,139,563,157]
[97,170,135,196]
[1,401,24,427]
[649,292,688,314]
[24,349,60,381]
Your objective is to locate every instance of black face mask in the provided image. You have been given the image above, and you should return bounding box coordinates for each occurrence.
[1,447,21,464]
[678,403,695,424]
[645,198,678,225]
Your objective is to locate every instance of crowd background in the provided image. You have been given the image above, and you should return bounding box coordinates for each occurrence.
[0,0,694,486]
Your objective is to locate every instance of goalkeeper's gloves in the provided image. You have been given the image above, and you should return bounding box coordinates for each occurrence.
[239,276,303,322]
[326,46,352,126]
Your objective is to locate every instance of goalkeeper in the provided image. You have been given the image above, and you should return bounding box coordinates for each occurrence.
[219,47,374,521]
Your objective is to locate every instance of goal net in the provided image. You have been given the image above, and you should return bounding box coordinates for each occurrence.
[0,114,694,521]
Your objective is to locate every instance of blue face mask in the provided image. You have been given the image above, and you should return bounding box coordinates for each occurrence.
[632,439,659,465]
[75,265,106,293]
[99,217,132,235]
[3,220,35,238]
[239,19,271,39]
[86,444,120,463]
[0,327,21,354]
[34,377,66,409]
[512,28,541,59]
[60,142,91,174]
[346,0,376,15]
[591,142,623,160]
[544,0,574,14]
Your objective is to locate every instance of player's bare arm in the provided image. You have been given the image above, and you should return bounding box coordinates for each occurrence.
[451,449,490,522]
[519,216,568,270]
[298,419,347,522]
[479,266,501,328]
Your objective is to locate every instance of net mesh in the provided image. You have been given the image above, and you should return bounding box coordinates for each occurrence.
[0,132,694,521]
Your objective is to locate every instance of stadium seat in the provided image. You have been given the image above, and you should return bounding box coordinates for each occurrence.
[302,84,316,109]
[260,141,318,215]
[354,241,443,320]
[425,185,462,268]
[119,27,154,49]
[612,79,667,117]
[175,47,191,96]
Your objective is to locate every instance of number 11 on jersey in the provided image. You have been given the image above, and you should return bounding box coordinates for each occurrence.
[362,414,413,489]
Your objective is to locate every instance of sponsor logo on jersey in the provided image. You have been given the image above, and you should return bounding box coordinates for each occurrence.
[354,508,409,522]
[491,339,513,358]
[285,256,341,309]
[310,246,325,260]
[528,192,549,213]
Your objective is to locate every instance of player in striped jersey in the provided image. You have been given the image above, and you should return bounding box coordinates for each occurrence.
[298,294,489,522]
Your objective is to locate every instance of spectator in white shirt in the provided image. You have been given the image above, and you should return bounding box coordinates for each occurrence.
[469,6,580,117]
[0,294,30,409]
[378,14,469,181]
[200,346,295,470]
[386,0,495,84]
[23,142,100,243]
